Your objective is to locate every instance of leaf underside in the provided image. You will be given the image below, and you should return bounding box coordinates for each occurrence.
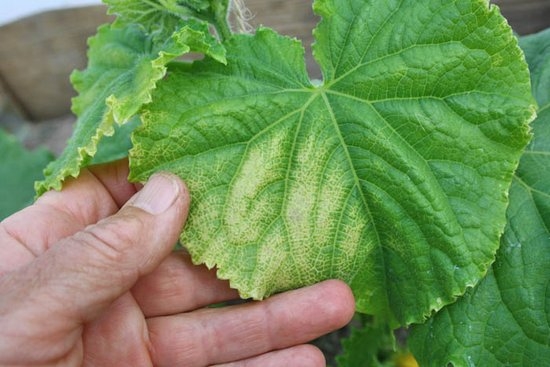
[34,10,225,196]
[409,28,550,367]
[130,0,535,326]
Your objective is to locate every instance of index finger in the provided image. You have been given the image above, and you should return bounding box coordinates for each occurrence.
[0,159,139,271]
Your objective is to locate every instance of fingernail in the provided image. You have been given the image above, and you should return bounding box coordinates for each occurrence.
[132,173,180,215]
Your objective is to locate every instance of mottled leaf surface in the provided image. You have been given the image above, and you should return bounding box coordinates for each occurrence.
[130,0,535,325]
[409,28,550,367]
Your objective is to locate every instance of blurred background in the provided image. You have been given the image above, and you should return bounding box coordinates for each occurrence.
[0,0,320,154]
[1,0,549,155]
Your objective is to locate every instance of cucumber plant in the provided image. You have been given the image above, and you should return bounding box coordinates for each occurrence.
[17,0,550,365]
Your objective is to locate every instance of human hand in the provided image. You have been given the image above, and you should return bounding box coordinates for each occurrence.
[0,160,355,366]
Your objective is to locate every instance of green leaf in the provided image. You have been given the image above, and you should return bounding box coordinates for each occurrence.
[0,130,53,220]
[129,0,535,326]
[104,0,180,30]
[519,29,550,109]
[336,317,396,367]
[105,0,231,40]
[105,0,201,32]
[91,115,141,165]
[35,18,225,196]
[408,28,550,366]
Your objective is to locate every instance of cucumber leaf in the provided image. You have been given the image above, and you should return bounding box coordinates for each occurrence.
[104,0,189,34]
[105,0,232,40]
[336,317,396,367]
[408,28,550,367]
[35,15,225,196]
[91,115,141,165]
[129,0,535,326]
[0,130,53,220]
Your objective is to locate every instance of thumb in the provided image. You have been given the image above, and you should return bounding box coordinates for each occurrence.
[7,172,190,324]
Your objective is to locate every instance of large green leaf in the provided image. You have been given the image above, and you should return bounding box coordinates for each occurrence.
[35,17,225,196]
[0,130,53,220]
[408,28,550,367]
[129,0,535,326]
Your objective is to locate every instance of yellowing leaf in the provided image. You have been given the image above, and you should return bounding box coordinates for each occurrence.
[130,0,535,326]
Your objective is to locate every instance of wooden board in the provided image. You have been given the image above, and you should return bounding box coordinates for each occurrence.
[0,6,112,121]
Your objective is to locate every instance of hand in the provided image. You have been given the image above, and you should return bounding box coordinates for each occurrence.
[0,160,355,366]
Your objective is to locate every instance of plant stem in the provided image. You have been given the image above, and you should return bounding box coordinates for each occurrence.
[211,0,232,41]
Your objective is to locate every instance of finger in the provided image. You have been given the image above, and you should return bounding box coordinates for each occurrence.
[39,158,139,220]
[212,344,325,367]
[82,293,152,367]
[1,173,189,331]
[132,250,239,317]
[147,280,355,367]
[0,160,138,271]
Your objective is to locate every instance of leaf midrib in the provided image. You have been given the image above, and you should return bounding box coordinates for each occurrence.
[318,90,386,295]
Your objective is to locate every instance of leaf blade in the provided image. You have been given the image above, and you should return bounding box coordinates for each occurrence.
[409,27,550,366]
[35,17,225,196]
[130,0,535,326]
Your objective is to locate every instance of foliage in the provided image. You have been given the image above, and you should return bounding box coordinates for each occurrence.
[1,0,548,365]
[0,130,53,220]
[34,13,226,195]
[128,0,534,328]
[335,316,398,367]
[408,28,550,367]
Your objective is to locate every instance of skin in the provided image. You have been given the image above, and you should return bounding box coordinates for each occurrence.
[0,160,355,367]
